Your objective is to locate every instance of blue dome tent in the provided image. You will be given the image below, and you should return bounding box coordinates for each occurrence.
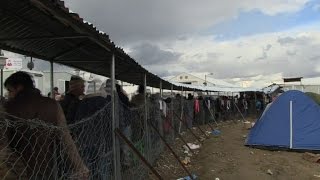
[246,90,320,150]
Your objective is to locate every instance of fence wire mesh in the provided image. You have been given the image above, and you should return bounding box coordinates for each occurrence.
[119,101,148,180]
[71,101,113,180]
[0,94,259,180]
[0,100,113,180]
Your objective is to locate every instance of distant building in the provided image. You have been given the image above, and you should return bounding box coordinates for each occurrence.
[1,69,97,97]
[43,71,103,95]
[168,72,236,87]
[43,71,76,95]
[282,84,320,94]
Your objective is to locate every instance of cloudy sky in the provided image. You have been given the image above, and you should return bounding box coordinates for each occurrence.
[21,0,320,87]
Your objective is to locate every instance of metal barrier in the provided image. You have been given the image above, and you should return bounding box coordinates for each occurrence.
[0,95,259,179]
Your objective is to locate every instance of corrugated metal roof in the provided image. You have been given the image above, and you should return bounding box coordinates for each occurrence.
[262,84,280,94]
[0,0,198,91]
[171,82,262,93]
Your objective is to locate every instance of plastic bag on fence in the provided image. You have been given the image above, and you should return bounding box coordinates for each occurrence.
[211,129,221,136]
[177,174,198,180]
[186,143,200,150]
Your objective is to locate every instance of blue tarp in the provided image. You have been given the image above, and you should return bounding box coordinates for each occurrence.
[246,90,320,150]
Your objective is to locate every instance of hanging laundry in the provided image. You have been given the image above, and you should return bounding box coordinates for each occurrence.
[159,100,167,117]
[194,99,200,113]
[159,100,163,110]
[162,101,167,117]
[221,98,225,107]
[227,100,231,110]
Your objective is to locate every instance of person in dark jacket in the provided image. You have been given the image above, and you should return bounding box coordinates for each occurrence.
[74,94,111,179]
[4,71,88,179]
[60,75,85,124]
[131,85,145,107]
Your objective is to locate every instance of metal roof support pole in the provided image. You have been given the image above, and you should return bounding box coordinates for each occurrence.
[233,92,246,123]
[160,80,163,98]
[171,84,174,142]
[181,87,184,98]
[232,92,234,120]
[50,61,54,99]
[217,91,220,121]
[144,73,150,162]
[0,69,3,97]
[0,49,4,98]
[159,80,164,150]
[290,101,293,149]
[254,91,257,118]
[93,81,96,93]
[179,86,184,134]
[111,54,122,180]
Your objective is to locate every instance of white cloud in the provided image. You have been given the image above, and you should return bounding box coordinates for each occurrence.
[240,0,309,15]
[128,25,320,88]
[64,0,310,44]
[227,73,284,88]
[4,1,314,89]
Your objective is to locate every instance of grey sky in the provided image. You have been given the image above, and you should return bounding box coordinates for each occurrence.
[6,0,319,88]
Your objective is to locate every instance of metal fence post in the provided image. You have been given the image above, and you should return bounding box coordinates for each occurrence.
[159,80,164,149]
[144,73,150,162]
[232,92,235,120]
[171,84,174,142]
[254,91,257,118]
[160,80,162,97]
[0,68,3,97]
[50,61,54,99]
[217,91,220,121]
[179,86,184,133]
[111,54,121,180]
[0,49,6,98]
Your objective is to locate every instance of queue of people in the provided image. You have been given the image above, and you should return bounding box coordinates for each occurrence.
[0,71,269,179]
[1,71,89,179]
[0,71,155,179]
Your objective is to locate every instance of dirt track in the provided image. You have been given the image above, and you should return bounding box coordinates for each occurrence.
[154,120,320,180]
[192,121,320,180]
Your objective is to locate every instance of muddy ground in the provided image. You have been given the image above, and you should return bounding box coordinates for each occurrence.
[153,120,320,180]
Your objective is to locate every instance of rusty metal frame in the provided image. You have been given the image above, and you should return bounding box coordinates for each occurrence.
[148,121,194,180]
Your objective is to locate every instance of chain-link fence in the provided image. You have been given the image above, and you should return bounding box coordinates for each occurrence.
[0,93,259,179]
